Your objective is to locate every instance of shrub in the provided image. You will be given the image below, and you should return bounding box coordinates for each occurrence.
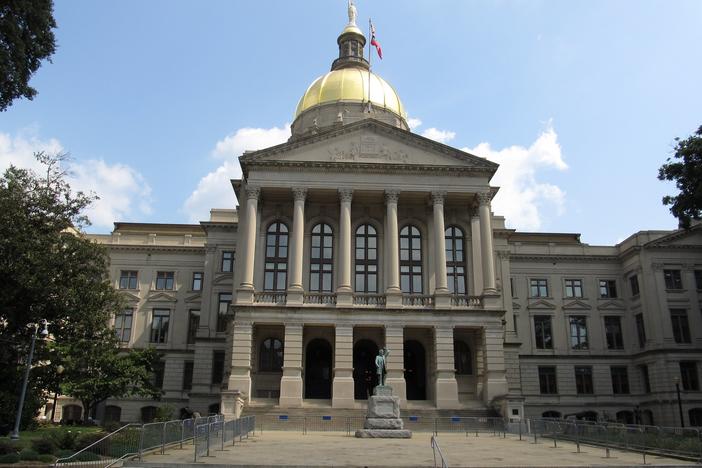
[102,421,122,433]
[37,454,56,463]
[55,449,75,460]
[75,451,100,462]
[0,441,17,456]
[50,430,78,450]
[0,453,19,464]
[19,448,39,461]
[31,437,56,455]
[75,432,107,451]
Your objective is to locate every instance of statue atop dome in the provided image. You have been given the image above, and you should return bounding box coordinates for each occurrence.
[347,0,357,26]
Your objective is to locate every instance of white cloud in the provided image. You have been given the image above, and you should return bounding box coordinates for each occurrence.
[0,131,152,229]
[421,127,456,144]
[183,124,291,223]
[406,117,422,130]
[463,123,568,230]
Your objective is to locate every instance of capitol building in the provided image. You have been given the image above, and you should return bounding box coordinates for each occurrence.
[54,10,702,428]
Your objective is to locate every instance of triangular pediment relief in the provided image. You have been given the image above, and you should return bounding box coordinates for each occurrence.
[562,300,592,310]
[597,300,625,311]
[512,302,521,310]
[145,291,177,303]
[240,119,497,173]
[118,291,141,303]
[184,293,202,303]
[646,225,702,248]
[526,299,556,310]
[213,273,233,286]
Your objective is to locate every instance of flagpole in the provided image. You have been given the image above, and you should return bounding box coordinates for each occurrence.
[367,17,372,112]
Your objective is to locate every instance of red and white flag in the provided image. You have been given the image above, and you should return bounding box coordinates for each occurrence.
[370,20,383,59]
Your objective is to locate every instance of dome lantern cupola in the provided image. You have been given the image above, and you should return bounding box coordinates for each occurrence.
[331,2,369,72]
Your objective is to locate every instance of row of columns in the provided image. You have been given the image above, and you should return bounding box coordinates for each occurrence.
[236,185,498,304]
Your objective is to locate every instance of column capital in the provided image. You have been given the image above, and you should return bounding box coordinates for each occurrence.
[431,190,447,205]
[245,185,261,200]
[338,188,354,203]
[292,187,307,202]
[476,191,492,206]
[385,189,401,204]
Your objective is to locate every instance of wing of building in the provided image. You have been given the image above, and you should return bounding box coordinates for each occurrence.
[53,12,702,428]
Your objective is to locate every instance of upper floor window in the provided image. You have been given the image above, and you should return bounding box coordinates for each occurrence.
[611,366,630,394]
[599,279,617,298]
[664,269,683,290]
[445,226,466,294]
[538,366,558,394]
[534,315,553,350]
[221,251,234,272]
[695,270,702,290]
[155,271,174,290]
[635,313,646,348]
[310,223,333,292]
[211,351,225,384]
[640,364,651,393]
[400,225,423,294]
[575,366,593,394]
[216,293,232,333]
[629,275,640,296]
[114,309,133,343]
[264,222,288,291]
[355,224,378,293]
[569,316,588,350]
[670,309,691,343]
[680,361,700,391]
[192,272,203,291]
[259,337,284,372]
[604,316,624,349]
[530,279,548,298]
[150,309,170,344]
[119,270,138,289]
[564,279,583,298]
[453,340,472,375]
[183,361,194,391]
[153,361,165,389]
[187,309,200,344]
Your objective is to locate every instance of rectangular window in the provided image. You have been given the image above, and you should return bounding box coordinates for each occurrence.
[510,278,515,298]
[575,366,593,394]
[530,279,549,297]
[564,279,583,298]
[538,366,558,394]
[680,361,699,391]
[119,270,138,289]
[192,272,203,291]
[216,293,232,333]
[640,365,651,393]
[599,279,617,298]
[154,361,165,389]
[150,309,170,343]
[611,366,630,394]
[635,314,646,348]
[569,316,589,350]
[604,316,624,349]
[182,361,194,391]
[695,270,702,290]
[114,309,133,343]
[211,351,225,384]
[187,309,200,344]
[534,315,553,350]
[629,275,640,296]
[670,309,691,343]
[664,269,683,290]
[221,251,234,273]
[155,271,174,290]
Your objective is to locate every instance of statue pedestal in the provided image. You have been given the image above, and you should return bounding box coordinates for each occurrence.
[355,386,412,438]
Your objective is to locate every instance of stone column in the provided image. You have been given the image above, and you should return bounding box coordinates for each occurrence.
[477,192,497,296]
[236,186,260,304]
[434,326,460,408]
[227,321,253,403]
[332,324,354,408]
[432,191,450,308]
[470,210,483,296]
[385,190,402,306]
[287,187,307,305]
[384,326,406,404]
[481,324,508,404]
[279,323,304,407]
[337,189,353,306]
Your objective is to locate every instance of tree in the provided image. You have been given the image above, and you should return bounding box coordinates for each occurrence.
[0,0,57,111]
[658,126,702,229]
[0,153,158,431]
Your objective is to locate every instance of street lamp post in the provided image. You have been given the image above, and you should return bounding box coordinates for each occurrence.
[674,376,684,428]
[9,321,49,440]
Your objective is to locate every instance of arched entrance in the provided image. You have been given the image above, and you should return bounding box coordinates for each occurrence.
[353,339,378,399]
[304,338,332,399]
[404,340,426,400]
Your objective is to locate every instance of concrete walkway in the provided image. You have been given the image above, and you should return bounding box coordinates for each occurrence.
[133,431,700,467]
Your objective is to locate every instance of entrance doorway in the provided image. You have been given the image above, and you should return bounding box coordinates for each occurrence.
[353,339,378,399]
[404,340,426,400]
[304,338,332,399]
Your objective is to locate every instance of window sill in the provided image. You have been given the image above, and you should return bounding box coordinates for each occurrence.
[665,289,687,293]
[529,296,553,300]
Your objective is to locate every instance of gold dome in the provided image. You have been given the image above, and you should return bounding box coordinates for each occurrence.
[294,68,407,121]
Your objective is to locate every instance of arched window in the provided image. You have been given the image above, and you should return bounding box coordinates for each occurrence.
[310,223,333,292]
[400,225,422,294]
[453,340,472,375]
[259,337,284,372]
[264,222,288,291]
[104,405,122,423]
[445,226,467,294]
[140,406,158,423]
[355,224,378,293]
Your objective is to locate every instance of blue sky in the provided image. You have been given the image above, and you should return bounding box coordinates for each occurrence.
[1,0,701,245]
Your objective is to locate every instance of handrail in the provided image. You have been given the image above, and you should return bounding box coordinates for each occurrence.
[431,435,448,468]
[53,422,141,466]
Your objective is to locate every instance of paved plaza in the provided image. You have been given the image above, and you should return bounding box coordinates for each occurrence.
[135,431,700,467]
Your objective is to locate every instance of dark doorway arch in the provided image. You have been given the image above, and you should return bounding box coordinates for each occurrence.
[305,338,332,399]
[404,340,426,400]
[353,339,378,399]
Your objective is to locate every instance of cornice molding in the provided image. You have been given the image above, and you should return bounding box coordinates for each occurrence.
[106,245,206,254]
[509,254,619,263]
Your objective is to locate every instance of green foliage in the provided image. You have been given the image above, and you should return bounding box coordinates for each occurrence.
[54,449,74,459]
[0,453,19,464]
[75,451,100,462]
[0,440,17,456]
[30,436,55,455]
[49,430,77,451]
[18,448,38,461]
[0,0,57,111]
[658,125,702,229]
[37,453,56,463]
[154,405,175,422]
[74,431,106,451]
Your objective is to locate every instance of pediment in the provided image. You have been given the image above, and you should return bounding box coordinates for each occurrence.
[118,291,141,303]
[647,225,702,248]
[527,299,556,310]
[184,293,202,303]
[145,291,177,303]
[597,300,625,311]
[562,300,592,310]
[240,119,497,174]
[212,273,233,286]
